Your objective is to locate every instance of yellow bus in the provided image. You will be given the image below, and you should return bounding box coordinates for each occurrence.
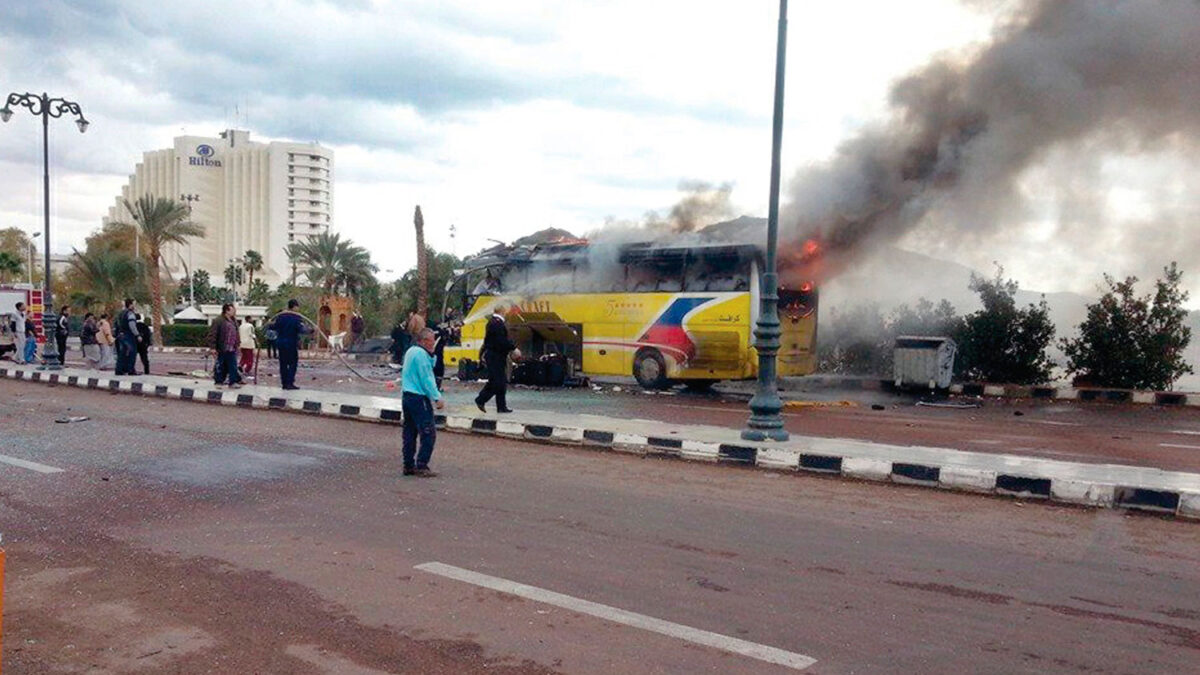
[442,241,818,390]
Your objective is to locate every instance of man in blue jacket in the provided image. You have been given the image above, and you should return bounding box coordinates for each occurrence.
[269,299,311,390]
[401,327,445,477]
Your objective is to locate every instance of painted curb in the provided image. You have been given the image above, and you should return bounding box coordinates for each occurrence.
[3,365,1198,520]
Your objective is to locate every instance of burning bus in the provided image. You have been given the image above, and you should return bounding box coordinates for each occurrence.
[441,239,819,390]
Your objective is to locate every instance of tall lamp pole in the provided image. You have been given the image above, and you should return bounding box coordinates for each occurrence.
[743,0,790,442]
[180,194,200,307]
[2,92,89,369]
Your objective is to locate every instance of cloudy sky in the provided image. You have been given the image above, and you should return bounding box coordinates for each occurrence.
[0,0,999,279]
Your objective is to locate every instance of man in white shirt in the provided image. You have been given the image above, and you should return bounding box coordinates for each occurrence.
[11,302,27,364]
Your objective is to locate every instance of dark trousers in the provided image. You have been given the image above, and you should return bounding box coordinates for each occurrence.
[475,357,508,410]
[402,391,436,470]
[115,336,138,375]
[56,335,67,364]
[266,340,276,358]
[278,344,299,388]
[214,350,242,385]
[137,343,150,374]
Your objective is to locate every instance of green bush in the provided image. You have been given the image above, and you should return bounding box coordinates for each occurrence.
[161,323,210,347]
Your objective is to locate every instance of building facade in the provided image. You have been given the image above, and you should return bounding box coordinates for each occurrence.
[104,129,333,287]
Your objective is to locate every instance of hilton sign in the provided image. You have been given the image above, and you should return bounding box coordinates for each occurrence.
[189,143,223,167]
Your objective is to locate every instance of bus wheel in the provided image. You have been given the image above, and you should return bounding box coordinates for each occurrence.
[633,349,669,390]
[682,379,717,392]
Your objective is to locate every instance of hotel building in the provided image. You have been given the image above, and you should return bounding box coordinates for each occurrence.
[104,129,333,286]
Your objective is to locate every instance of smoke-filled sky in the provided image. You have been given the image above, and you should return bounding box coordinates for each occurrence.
[1,0,1195,302]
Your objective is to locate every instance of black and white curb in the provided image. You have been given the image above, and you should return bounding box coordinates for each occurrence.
[4,366,1197,521]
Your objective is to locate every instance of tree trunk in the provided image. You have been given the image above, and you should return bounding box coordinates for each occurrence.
[149,250,165,347]
[415,205,428,318]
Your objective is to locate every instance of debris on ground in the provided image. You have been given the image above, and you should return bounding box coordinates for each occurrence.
[916,401,982,409]
[784,400,858,409]
[871,404,886,411]
[54,416,90,423]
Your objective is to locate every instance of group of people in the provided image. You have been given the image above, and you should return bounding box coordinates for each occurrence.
[3,300,154,374]
[397,306,520,478]
[2,302,40,364]
[207,299,310,390]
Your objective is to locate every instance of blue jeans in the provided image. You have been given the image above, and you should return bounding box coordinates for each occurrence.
[402,391,437,470]
[214,350,242,385]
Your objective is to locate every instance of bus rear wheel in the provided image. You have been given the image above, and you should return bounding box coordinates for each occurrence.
[633,349,669,390]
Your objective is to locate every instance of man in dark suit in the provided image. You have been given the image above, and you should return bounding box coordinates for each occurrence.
[269,299,311,390]
[475,311,519,413]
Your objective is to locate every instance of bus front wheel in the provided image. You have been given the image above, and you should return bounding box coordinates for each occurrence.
[633,349,669,390]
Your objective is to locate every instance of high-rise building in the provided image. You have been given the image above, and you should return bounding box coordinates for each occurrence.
[103,129,334,287]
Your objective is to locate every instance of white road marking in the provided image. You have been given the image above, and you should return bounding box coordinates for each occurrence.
[0,453,65,474]
[1024,420,1082,427]
[280,440,370,456]
[1170,430,1200,436]
[1159,443,1200,450]
[415,561,817,670]
[969,439,1004,445]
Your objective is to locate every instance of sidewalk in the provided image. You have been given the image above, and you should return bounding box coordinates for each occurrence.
[3,362,1197,520]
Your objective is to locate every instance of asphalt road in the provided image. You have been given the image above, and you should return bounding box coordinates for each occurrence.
[120,351,1200,473]
[1,379,1199,673]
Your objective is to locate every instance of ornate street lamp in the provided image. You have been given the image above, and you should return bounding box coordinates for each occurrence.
[743,0,790,442]
[1,92,89,369]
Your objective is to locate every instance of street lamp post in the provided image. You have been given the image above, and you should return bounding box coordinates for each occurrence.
[180,194,200,307]
[2,92,89,369]
[743,0,790,442]
[27,232,41,285]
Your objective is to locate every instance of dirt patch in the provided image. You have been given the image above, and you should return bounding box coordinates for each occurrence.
[2,500,558,674]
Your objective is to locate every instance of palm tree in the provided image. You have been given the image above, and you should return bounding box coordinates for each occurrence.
[0,251,21,283]
[114,196,204,346]
[223,263,245,300]
[67,248,143,314]
[285,243,302,285]
[292,232,377,297]
[414,205,428,316]
[243,249,263,288]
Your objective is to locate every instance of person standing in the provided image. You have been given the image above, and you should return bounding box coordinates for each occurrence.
[80,312,101,369]
[475,311,520,413]
[396,319,415,365]
[23,314,37,364]
[114,298,140,376]
[11,302,27,365]
[349,312,365,349]
[238,318,257,376]
[208,304,242,388]
[269,299,310,391]
[135,313,152,375]
[401,327,445,477]
[97,313,115,370]
[264,324,277,360]
[55,305,71,365]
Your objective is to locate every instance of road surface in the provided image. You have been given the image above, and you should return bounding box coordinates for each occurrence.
[96,351,1200,473]
[1,379,1198,673]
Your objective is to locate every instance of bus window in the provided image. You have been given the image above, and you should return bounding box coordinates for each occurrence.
[686,249,751,292]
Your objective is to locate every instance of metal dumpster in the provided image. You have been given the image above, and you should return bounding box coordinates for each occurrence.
[893,336,957,390]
